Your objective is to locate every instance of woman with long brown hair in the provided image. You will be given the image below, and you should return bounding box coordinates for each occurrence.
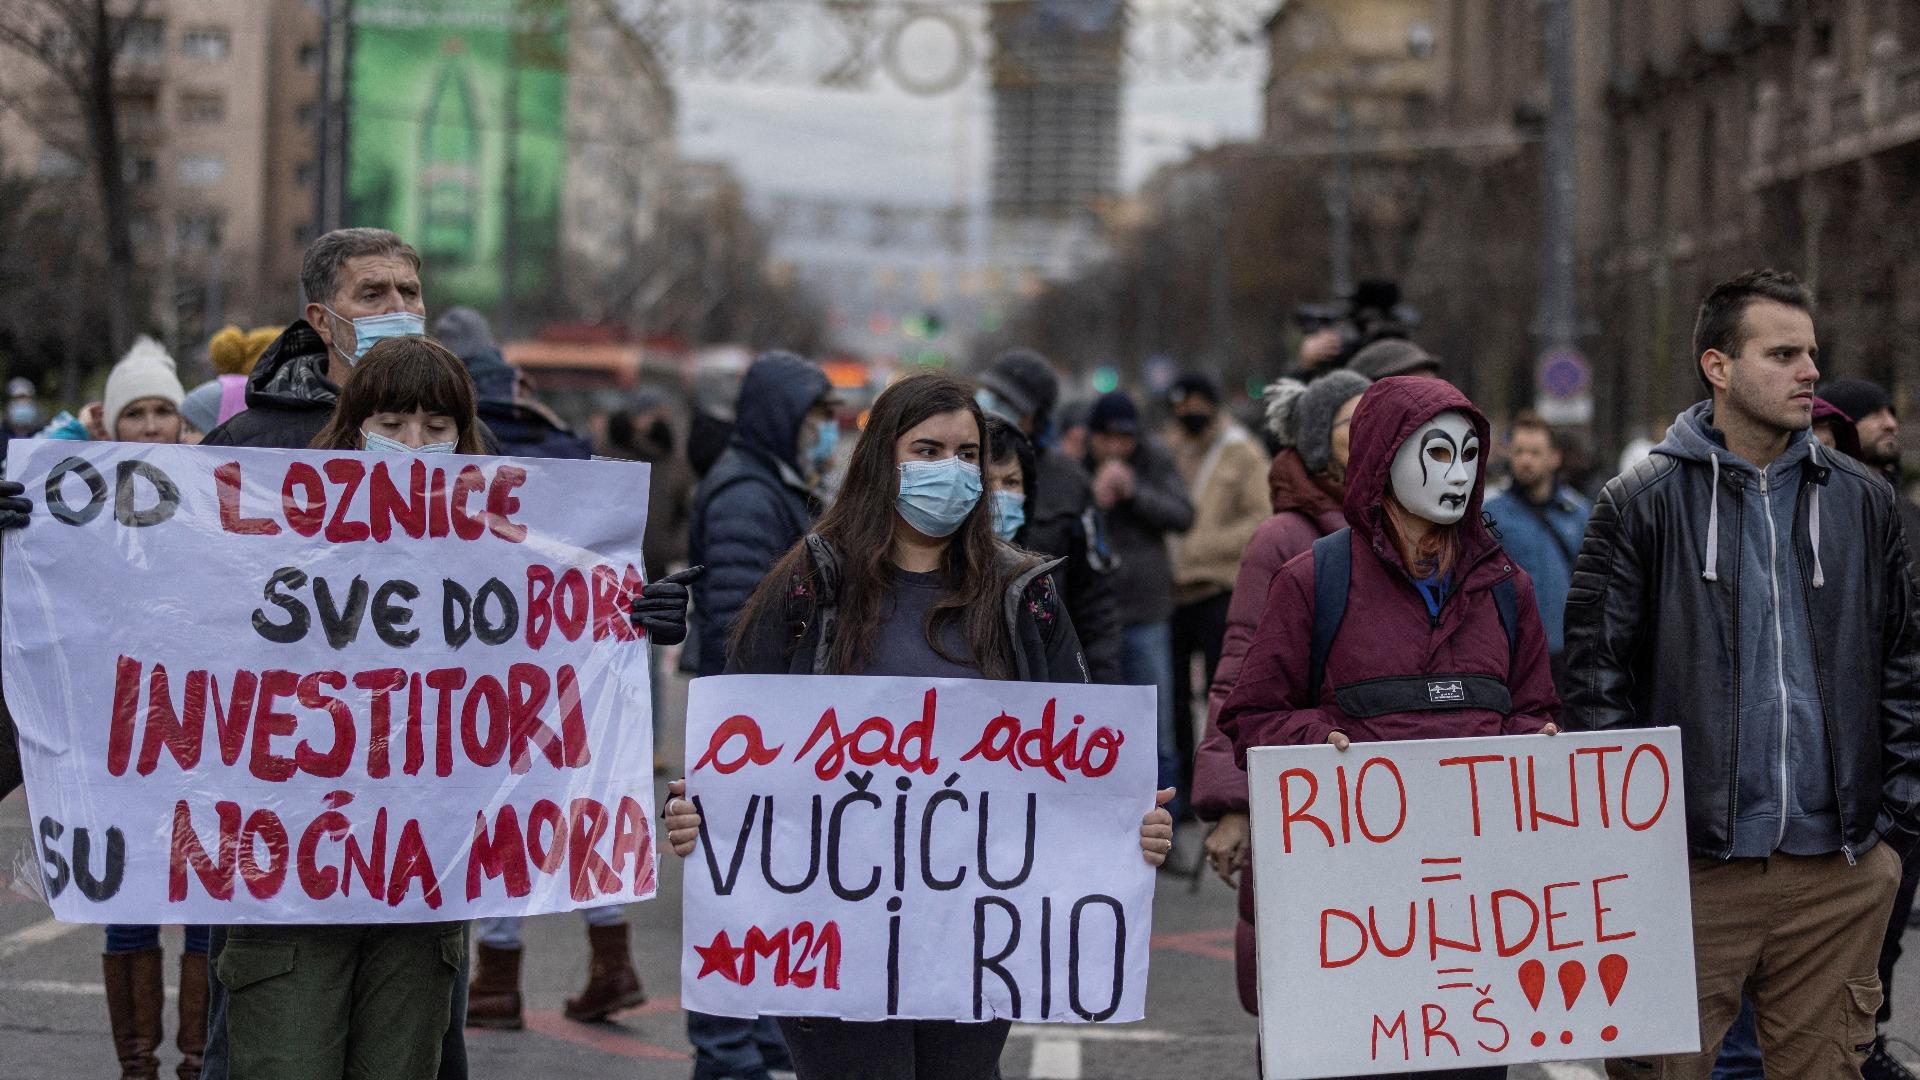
[662,370,1175,1080]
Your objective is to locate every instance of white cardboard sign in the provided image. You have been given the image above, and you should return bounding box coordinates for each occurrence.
[1247,729,1697,1077]
[680,674,1157,1023]
[3,440,657,923]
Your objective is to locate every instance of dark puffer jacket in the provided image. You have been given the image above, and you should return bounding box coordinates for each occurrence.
[200,319,501,454]
[200,321,338,448]
[688,353,830,677]
[1564,405,1920,860]
[1218,377,1558,756]
[728,534,1089,683]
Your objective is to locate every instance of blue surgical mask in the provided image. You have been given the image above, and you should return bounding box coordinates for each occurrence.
[807,416,839,471]
[7,401,37,429]
[324,305,426,366]
[989,489,1026,541]
[896,457,982,538]
[364,429,455,455]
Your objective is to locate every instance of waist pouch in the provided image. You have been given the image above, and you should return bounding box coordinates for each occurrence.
[1333,674,1512,719]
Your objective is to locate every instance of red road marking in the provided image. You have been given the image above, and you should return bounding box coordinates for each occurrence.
[1151,927,1235,962]
[471,1008,691,1061]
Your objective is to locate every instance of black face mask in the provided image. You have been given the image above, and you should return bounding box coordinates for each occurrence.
[647,418,674,454]
[1177,412,1214,436]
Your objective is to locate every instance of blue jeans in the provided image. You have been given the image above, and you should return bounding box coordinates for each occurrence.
[688,1012,790,1080]
[1120,621,1179,817]
[1712,1000,1763,1080]
[106,924,209,955]
[474,904,626,948]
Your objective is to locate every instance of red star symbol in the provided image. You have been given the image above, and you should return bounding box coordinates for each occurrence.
[694,929,743,983]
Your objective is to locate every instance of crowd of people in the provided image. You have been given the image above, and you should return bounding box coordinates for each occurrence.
[0,229,1918,1080]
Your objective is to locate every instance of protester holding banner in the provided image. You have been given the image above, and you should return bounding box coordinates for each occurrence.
[662,370,1175,1080]
[1217,375,1559,1080]
[1564,270,1920,1080]
[1190,367,1370,1016]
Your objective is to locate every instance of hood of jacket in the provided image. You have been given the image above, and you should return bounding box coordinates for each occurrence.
[1343,376,1497,572]
[1653,398,1817,472]
[245,320,339,413]
[1268,447,1343,518]
[731,352,829,470]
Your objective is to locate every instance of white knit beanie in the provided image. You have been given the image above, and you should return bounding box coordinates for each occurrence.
[103,336,185,434]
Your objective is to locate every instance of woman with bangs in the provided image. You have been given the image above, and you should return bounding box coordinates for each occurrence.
[658,370,1175,1080]
[309,336,490,455]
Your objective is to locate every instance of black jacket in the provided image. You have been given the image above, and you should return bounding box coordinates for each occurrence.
[688,354,829,677]
[200,320,339,449]
[201,320,501,453]
[479,399,592,460]
[1085,438,1195,627]
[728,534,1089,683]
[1564,436,1920,860]
[1019,447,1124,683]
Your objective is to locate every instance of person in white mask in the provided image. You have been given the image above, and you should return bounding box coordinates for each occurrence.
[659,370,1176,1080]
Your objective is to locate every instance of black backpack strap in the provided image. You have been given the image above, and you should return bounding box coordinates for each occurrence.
[1308,529,1352,707]
[1492,577,1519,659]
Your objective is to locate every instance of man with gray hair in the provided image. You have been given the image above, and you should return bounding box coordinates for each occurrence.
[201,227,427,448]
[198,228,475,1080]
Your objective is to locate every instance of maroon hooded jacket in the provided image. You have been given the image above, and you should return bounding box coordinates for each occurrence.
[1218,376,1559,759]
[1190,447,1350,1016]
[1191,449,1347,823]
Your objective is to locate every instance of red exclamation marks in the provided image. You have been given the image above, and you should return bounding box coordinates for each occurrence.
[1555,961,1587,1045]
[1598,953,1630,1042]
[1518,959,1548,1047]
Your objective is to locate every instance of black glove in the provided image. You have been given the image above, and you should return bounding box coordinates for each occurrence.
[0,480,29,531]
[631,565,703,646]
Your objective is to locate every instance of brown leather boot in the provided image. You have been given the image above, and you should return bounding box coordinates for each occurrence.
[465,943,524,1030]
[563,921,646,1022]
[176,952,208,1080]
[102,948,163,1080]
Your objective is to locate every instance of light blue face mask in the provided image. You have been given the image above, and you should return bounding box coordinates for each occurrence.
[807,416,839,471]
[324,305,426,366]
[364,429,455,455]
[989,489,1026,542]
[896,457,982,538]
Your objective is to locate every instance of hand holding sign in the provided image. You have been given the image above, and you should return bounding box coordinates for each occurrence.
[0,479,28,530]
[664,777,700,857]
[631,565,703,646]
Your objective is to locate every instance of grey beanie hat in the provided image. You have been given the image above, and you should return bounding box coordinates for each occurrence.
[1264,369,1371,475]
[179,379,224,436]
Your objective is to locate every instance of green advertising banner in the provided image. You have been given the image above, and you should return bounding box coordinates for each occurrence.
[347,0,569,312]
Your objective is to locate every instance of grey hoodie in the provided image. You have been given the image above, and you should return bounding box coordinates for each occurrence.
[1654,400,1840,856]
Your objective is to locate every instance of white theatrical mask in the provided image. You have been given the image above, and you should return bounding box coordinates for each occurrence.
[1388,410,1481,525]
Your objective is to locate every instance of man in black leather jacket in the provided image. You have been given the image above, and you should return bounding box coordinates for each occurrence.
[1565,270,1920,1080]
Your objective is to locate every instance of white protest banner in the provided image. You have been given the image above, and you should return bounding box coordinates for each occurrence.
[2,440,658,923]
[1247,729,1697,1078]
[680,674,1156,1023]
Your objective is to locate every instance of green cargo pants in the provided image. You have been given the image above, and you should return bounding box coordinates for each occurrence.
[218,921,465,1080]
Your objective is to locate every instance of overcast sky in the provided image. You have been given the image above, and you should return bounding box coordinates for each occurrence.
[670,47,1263,208]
